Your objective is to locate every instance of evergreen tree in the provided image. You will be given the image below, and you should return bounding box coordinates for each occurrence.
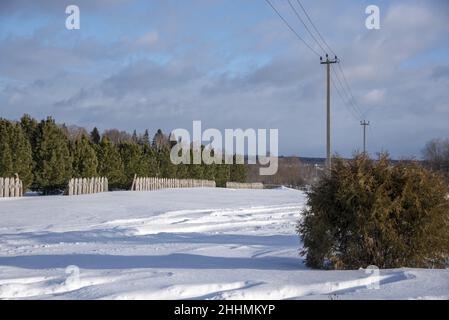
[34,117,72,193]
[299,154,449,269]
[188,149,204,179]
[90,127,101,145]
[230,155,247,182]
[152,129,168,150]
[0,119,33,190]
[20,114,39,153]
[175,162,189,179]
[71,135,98,178]
[215,163,230,187]
[141,144,159,177]
[202,162,216,181]
[119,142,145,186]
[157,147,177,178]
[141,129,150,146]
[201,147,216,181]
[132,130,138,144]
[97,136,125,188]
[0,121,14,176]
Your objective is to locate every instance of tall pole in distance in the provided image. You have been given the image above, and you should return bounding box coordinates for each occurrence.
[360,120,370,154]
[320,54,338,169]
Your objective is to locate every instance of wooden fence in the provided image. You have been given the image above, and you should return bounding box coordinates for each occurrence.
[226,182,264,189]
[67,177,108,196]
[131,176,216,191]
[0,176,23,197]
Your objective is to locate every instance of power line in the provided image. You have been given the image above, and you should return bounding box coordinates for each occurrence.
[295,0,364,118]
[337,61,363,117]
[330,71,361,121]
[264,0,321,57]
[331,66,362,119]
[295,0,336,57]
[286,0,326,55]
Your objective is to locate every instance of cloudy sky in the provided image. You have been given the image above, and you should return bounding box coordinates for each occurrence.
[0,0,448,158]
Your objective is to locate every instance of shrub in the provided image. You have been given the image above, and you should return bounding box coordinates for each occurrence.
[298,154,449,269]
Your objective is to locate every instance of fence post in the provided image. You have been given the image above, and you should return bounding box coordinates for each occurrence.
[131,174,137,191]
[4,178,10,197]
[69,178,74,196]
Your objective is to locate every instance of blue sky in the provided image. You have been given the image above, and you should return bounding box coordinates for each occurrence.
[0,0,448,158]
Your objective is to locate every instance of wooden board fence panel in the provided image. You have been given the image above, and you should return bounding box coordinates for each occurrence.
[226,182,264,189]
[0,176,23,198]
[67,177,108,196]
[130,177,216,191]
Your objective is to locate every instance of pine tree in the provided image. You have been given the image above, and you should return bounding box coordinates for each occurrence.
[34,117,72,193]
[156,147,176,178]
[20,114,39,153]
[215,163,230,187]
[0,121,14,176]
[119,141,145,186]
[230,155,247,182]
[97,136,125,188]
[188,149,204,179]
[90,127,101,145]
[0,119,33,190]
[141,144,159,177]
[71,135,98,178]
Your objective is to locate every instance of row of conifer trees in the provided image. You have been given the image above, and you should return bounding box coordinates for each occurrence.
[0,115,247,194]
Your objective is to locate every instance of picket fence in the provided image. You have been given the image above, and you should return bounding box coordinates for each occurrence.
[0,176,23,197]
[226,182,264,189]
[131,176,216,191]
[67,177,108,196]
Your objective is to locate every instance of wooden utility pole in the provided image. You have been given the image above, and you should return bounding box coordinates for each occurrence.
[360,120,370,154]
[320,54,338,168]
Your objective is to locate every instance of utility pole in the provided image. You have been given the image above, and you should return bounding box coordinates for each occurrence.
[360,120,370,154]
[320,54,338,168]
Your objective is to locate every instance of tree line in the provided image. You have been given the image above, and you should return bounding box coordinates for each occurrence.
[0,115,247,194]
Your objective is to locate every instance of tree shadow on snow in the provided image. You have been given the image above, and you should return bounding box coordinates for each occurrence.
[0,253,304,271]
[1,230,300,247]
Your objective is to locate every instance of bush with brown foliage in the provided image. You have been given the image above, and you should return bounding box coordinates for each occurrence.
[298,154,449,269]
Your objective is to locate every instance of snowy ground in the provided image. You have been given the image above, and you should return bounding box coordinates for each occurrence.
[0,188,448,300]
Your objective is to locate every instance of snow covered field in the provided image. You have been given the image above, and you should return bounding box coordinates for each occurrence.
[0,188,448,300]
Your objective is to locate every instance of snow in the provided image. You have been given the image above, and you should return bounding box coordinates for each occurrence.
[0,188,448,300]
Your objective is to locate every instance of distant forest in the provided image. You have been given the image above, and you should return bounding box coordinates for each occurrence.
[0,115,247,194]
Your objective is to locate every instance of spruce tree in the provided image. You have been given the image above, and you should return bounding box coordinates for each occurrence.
[90,127,101,145]
[132,130,138,144]
[97,136,125,188]
[152,129,168,150]
[141,129,150,146]
[71,135,98,178]
[34,117,72,193]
